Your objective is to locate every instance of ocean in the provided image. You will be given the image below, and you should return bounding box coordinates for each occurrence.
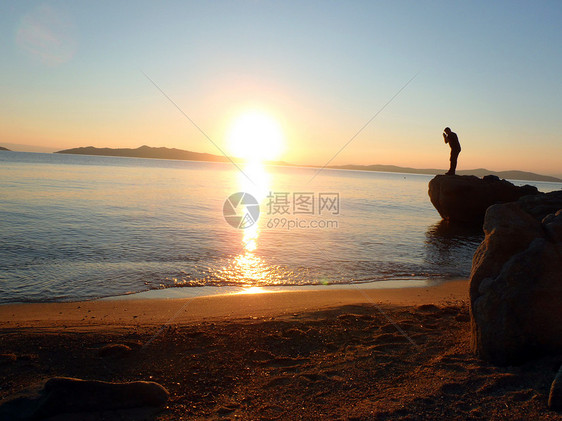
[0,151,560,304]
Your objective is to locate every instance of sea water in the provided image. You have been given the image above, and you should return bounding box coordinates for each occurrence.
[0,151,560,304]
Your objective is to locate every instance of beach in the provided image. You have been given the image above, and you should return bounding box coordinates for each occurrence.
[1,280,560,420]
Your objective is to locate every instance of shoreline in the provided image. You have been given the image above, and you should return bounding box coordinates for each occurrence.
[97,277,437,302]
[0,278,441,308]
[0,279,468,330]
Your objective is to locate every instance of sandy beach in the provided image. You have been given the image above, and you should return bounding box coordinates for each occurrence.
[1,280,561,420]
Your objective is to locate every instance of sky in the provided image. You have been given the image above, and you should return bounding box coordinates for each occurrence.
[1,1,561,176]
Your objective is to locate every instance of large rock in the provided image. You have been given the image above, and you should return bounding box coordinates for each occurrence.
[0,377,169,420]
[470,190,562,365]
[428,174,539,222]
[550,365,562,411]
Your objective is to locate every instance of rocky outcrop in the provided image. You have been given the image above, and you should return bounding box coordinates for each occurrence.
[0,377,169,420]
[428,174,539,222]
[470,190,562,365]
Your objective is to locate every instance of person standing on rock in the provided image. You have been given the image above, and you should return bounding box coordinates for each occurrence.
[443,127,461,175]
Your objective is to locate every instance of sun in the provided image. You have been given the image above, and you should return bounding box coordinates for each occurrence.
[227,110,284,162]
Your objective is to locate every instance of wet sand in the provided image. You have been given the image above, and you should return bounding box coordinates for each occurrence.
[1,280,560,420]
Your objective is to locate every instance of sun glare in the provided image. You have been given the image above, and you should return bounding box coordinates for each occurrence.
[227,110,284,162]
[238,286,267,295]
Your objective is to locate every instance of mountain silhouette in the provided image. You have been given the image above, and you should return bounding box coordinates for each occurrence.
[55,145,561,183]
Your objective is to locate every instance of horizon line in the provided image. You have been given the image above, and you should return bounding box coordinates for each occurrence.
[2,144,561,182]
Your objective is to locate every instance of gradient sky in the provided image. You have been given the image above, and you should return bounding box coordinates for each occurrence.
[1,1,561,176]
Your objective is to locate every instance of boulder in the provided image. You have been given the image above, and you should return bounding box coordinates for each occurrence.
[428,174,539,222]
[0,377,169,420]
[470,190,562,365]
[550,365,562,411]
[98,343,133,358]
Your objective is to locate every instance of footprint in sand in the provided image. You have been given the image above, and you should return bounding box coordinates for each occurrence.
[299,373,327,382]
[373,332,412,345]
[248,350,275,362]
[215,402,240,415]
[508,389,537,402]
[379,322,416,333]
[416,304,441,313]
[264,376,293,388]
[439,382,465,395]
[266,357,310,368]
[477,373,525,394]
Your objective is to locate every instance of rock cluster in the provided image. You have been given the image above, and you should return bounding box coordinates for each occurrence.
[428,174,539,222]
[469,190,562,365]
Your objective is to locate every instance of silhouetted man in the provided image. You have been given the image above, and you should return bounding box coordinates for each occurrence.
[443,127,461,175]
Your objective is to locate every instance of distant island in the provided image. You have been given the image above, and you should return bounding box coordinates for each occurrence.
[56,145,561,183]
[56,145,288,167]
[0,146,10,151]
[56,145,235,163]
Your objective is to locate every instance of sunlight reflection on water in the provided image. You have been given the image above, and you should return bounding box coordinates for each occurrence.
[219,162,272,287]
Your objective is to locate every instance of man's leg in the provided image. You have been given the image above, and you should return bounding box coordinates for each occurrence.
[448,150,459,175]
